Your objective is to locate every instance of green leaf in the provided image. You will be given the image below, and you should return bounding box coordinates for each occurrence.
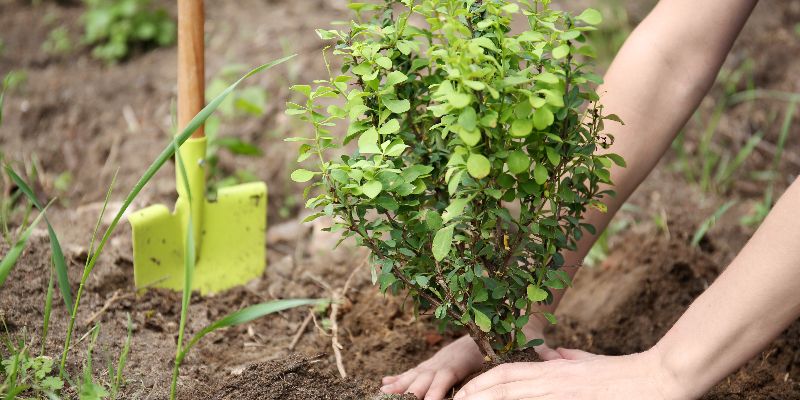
[384,98,411,113]
[533,107,554,130]
[605,153,626,167]
[552,44,570,59]
[375,56,392,69]
[458,128,481,147]
[214,137,263,156]
[542,312,558,325]
[576,8,603,25]
[533,163,549,184]
[426,210,443,230]
[466,154,491,179]
[507,151,530,175]
[510,119,533,137]
[546,147,561,166]
[361,180,383,199]
[358,127,381,154]
[458,107,478,131]
[527,285,548,302]
[432,225,455,261]
[290,84,311,97]
[385,70,408,86]
[443,198,468,223]
[473,308,491,332]
[536,72,559,84]
[380,119,401,136]
[290,169,315,183]
[447,92,471,108]
[4,165,73,310]
[0,202,51,286]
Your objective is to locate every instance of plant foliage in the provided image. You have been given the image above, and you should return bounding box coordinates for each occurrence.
[83,0,176,62]
[289,0,622,361]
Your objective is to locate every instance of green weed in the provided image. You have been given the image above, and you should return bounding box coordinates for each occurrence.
[691,200,736,247]
[82,0,176,63]
[1,332,64,399]
[741,100,797,227]
[42,26,73,56]
[204,65,269,195]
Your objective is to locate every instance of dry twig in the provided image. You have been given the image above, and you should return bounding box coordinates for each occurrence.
[288,310,314,350]
[329,254,368,378]
[83,289,135,326]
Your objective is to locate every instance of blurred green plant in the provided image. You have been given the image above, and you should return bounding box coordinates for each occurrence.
[583,206,634,267]
[671,60,759,194]
[82,0,176,62]
[584,0,632,66]
[204,65,269,194]
[691,200,735,247]
[741,100,797,227]
[42,26,73,56]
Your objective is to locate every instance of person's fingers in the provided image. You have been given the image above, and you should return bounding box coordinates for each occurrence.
[454,363,542,399]
[534,344,563,361]
[381,370,418,394]
[424,370,459,400]
[555,347,595,360]
[382,375,400,385]
[404,371,435,399]
[455,380,549,400]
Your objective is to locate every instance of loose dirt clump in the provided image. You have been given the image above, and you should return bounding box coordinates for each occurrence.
[210,354,383,400]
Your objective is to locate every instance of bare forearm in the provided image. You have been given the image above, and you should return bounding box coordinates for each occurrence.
[544,0,758,313]
[656,177,800,398]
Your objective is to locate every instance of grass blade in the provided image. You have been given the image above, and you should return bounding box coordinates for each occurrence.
[0,201,52,286]
[716,129,763,191]
[183,299,324,357]
[41,265,55,356]
[4,165,73,311]
[691,201,736,247]
[111,314,133,399]
[170,140,196,400]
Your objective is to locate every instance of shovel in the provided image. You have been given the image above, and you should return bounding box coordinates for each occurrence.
[128,0,267,294]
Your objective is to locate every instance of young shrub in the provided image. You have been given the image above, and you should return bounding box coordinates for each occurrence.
[289,0,623,362]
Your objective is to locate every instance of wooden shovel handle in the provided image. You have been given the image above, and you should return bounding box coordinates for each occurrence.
[178,0,204,138]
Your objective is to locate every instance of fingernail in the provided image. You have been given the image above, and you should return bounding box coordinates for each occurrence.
[380,385,392,393]
[454,391,464,399]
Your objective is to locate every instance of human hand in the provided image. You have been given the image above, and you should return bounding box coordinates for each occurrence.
[380,335,484,399]
[453,347,685,400]
[381,318,560,399]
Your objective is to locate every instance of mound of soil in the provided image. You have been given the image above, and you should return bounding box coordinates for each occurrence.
[210,354,401,400]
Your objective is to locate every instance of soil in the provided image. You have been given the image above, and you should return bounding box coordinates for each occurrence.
[1,0,799,399]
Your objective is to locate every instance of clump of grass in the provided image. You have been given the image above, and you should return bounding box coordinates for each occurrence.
[741,100,797,227]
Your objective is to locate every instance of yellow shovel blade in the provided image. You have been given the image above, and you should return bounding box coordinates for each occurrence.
[128,182,267,294]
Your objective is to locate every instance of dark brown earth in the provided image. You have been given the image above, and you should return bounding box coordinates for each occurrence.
[1,0,799,399]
